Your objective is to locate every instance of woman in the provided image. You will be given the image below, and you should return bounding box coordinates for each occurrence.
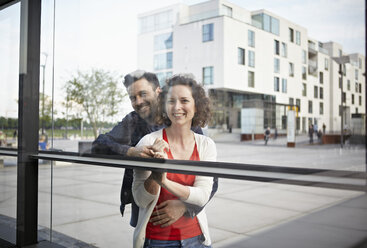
[132,75,216,248]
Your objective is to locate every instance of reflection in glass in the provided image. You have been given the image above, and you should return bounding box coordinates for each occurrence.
[16,0,366,246]
[0,3,20,241]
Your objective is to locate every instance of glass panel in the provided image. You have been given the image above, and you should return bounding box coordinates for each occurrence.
[263,13,270,32]
[0,2,20,243]
[270,16,279,35]
[16,0,365,247]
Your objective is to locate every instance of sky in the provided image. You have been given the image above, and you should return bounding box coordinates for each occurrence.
[0,0,365,120]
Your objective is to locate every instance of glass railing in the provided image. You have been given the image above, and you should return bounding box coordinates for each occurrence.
[0,2,20,244]
[0,0,366,247]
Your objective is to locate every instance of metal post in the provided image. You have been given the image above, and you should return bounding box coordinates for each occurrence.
[340,64,344,148]
[41,53,47,135]
[17,0,41,246]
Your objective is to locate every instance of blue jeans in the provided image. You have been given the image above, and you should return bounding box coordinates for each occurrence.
[143,235,212,248]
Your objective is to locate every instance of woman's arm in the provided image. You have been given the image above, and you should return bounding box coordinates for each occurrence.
[151,172,190,200]
[132,134,161,208]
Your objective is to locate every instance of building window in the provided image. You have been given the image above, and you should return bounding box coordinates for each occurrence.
[281,42,287,57]
[359,83,362,93]
[320,102,324,115]
[352,94,355,104]
[156,71,172,87]
[343,64,346,76]
[154,52,172,70]
[202,66,213,85]
[359,95,362,105]
[342,92,346,103]
[271,16,280,35]
[251,13,279,35]
[355,69,358,80]
[222,4,232,17]
[319,71,323,84]
[274,40,280,55]
[289,98,294,105]
[154,32,173,51]
[248,30,255,47]
[248,50,255,67]
[139,10,173,33]
[296,30,301,45]
[289,28,294,42]
[302,50,307,64]
[308,100,312,113]
[320,87,323,99]
[339,49,343,57]
[359,58,362,69]
[274,58,280,73]
[314,86,318,98]
[282,78,287,93]
[325,58,329,70]
[347,80,351,91]
[202,23,214,42]
[263,14,270,32]
[248,71,255,87]
[238,47,245,65]
[339,77,342,89]
[289,62,294,77]
[296,99,301,112]
[302,83,307,96]
[302,66,307,80]
[274,77,280,92]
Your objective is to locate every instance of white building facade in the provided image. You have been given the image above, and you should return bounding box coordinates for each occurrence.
[137,0,365,137]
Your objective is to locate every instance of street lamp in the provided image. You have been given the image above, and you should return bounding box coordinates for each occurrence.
[332,55,350,148]
[40,52,48,135]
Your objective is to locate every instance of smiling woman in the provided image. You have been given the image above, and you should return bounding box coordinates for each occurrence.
[157,75,211,128]
[132,75,216,248]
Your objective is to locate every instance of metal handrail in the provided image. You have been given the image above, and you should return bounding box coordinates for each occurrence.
[1,148,366,192]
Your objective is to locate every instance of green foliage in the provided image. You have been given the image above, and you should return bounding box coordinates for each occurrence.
[64,69,126,138]
[39,93,55,130]
[0,116,18,129]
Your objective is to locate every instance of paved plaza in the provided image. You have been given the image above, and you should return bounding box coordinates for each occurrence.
[0,132,366,247]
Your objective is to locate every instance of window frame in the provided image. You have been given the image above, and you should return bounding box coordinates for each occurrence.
[202,23,214,42]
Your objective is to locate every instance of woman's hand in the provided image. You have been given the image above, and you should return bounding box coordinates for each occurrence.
[151,138,169,154]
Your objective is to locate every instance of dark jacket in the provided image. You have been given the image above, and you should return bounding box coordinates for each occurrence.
[92,111,218,227]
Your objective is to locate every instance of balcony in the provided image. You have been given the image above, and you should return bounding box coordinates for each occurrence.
[308,42,318,56]
[308,60,318,76]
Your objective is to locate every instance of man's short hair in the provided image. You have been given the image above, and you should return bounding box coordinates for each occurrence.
[123,70,160,90]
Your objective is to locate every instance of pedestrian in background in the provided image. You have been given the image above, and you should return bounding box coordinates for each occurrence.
[309,124,314,144]
[264,127,270,145]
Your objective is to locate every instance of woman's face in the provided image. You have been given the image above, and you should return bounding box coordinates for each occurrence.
[165,84,196,127]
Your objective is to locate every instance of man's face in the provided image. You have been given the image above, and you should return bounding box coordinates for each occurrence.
[127,78,160,121]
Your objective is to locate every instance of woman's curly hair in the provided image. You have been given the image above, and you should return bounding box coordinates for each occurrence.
[156,74,211,128]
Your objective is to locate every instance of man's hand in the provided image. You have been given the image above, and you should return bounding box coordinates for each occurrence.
[150,200,187,227]
[126,146,154,158]
[150,171,167,185]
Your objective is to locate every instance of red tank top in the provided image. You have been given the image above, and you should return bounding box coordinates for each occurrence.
[145,129,202,240]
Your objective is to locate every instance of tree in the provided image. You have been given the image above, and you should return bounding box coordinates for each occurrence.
[64,69,126,139]
[39,93,54,131]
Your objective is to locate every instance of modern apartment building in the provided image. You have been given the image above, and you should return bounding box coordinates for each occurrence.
[137,0,365,137]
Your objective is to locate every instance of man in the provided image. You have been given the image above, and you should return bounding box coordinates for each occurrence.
[92,70,217,228]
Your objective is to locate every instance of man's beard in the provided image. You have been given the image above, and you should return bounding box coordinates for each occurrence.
[136,102,157,123]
